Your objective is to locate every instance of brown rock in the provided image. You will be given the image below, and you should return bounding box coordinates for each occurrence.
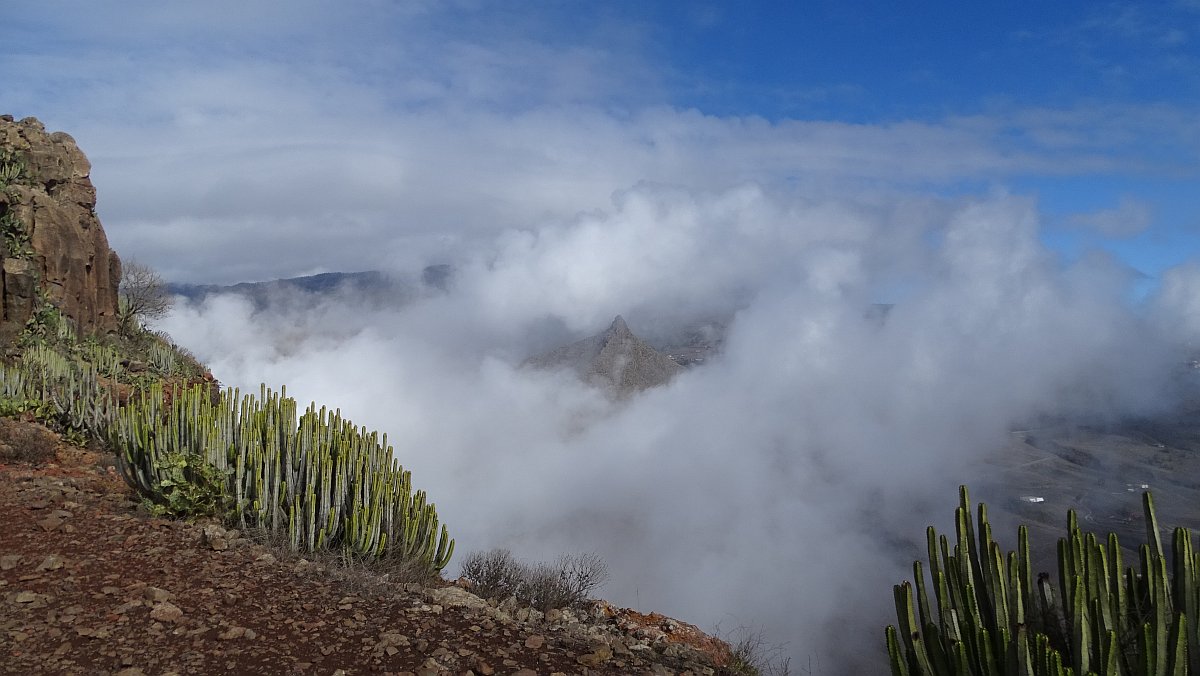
[36,554,64,571]
[0,116,121,337]
[149,601,183,623]
[143,587,174,603]
[37,515,64,531]
[427,585,490,610]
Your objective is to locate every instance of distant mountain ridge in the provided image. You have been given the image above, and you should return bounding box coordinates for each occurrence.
[169,269,731,369]
[168,270,391,300]
[524,315,683,397]
[167,268,456,309]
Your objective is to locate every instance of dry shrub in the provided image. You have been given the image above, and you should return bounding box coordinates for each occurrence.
[459,548,525,599]
[460,548,609,611]
[717,625,793,676]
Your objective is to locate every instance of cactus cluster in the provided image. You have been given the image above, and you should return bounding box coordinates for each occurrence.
[0,329,453,574]
[83,339,125,378]
[109,383,453,572]
[147,340,177,374]
[1,343,117,440]
[888,486,1199,676]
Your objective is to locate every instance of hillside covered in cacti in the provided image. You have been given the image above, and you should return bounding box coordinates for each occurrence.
[0,114,455,578]
[889,486,1200,676]
[0,306,455,578]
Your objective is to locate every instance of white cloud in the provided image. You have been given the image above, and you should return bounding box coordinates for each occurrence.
[157,188,1185,670]
[1153,262,1200,340]
[6,3,1197,283]
[1068,195,1154,237]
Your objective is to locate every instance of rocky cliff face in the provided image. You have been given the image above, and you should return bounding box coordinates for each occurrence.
[0,115,121,339]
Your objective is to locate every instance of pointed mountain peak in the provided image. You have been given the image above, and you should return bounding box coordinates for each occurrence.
[608,315,631,335]
[523,313,681,397]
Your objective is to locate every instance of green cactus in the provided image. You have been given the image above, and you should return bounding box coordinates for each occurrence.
[0,332,454,574]
[106,382,453,573]
[6,342,119,441]
[888,486,1200,676]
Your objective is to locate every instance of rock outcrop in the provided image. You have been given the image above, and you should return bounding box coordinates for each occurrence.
[0,115,121,339]
[525,315,683,397]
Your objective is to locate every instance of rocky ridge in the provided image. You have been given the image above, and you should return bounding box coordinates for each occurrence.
[0,115,121,338]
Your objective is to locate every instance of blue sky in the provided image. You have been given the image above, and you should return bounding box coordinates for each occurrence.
[4,1,1199,288]
[654,3,1198,118]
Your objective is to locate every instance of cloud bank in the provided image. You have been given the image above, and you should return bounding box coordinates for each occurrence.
[158,184,1193,671]
[7,3,1197,284]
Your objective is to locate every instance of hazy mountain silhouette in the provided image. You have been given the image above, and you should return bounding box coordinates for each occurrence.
[524,315,682,397]
[167,267,457,310]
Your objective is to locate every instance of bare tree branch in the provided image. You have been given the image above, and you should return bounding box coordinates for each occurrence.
[118,260,172,334]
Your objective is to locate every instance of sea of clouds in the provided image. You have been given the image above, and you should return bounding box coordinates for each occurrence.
[158,183,1200,672]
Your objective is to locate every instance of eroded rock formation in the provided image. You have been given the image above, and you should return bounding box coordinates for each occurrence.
[0,115,121,339]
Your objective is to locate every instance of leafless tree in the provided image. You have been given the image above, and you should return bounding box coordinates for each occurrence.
[118,260,172,334]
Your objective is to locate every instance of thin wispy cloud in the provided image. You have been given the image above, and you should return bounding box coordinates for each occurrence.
[1069,196,1154,237]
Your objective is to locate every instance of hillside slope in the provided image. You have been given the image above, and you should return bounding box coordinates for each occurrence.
[0,431,731,674]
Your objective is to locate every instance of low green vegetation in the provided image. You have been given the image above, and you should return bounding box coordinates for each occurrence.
[0,149,32,259]
[0,148,28,190]
[0,209,30,258]
[0,307,454,576]
[887,485,1200,676]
